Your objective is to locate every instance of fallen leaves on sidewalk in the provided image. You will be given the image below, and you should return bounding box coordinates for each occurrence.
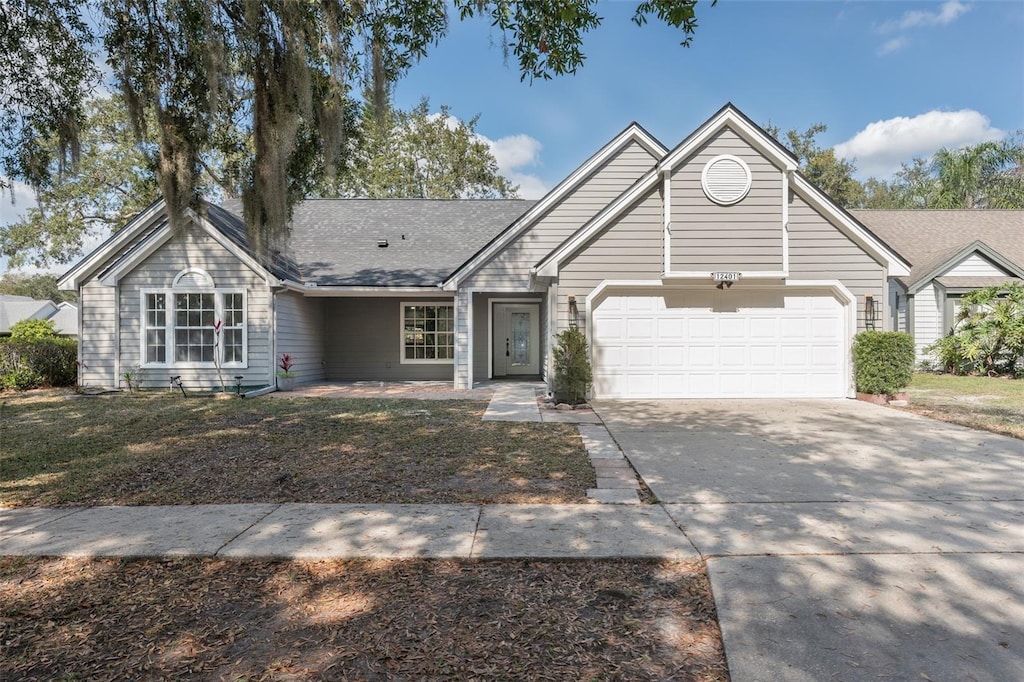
[1,556,728,681]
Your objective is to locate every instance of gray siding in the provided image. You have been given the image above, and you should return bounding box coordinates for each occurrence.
[556,188,663,332]
[912,282,944,362]
[118,230,273,389]
[325,297,455,381]
[670,128,784,272]
[275,291,327,384]
[787,192,886,332]
[466,141,658,289]
[889,280,908,332]
[79,280,116,388]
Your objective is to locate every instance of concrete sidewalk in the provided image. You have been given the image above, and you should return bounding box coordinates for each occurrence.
[0,503,698,560]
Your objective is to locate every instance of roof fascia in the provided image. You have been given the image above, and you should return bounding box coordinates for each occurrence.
[283,282,454,297]
[57,198,167,290]
[442,122,668,291]
[657,103,799,174]
[535,168,661,277]
[98,228,175,286]
[907,240,1024,294]
[791,174,911,277]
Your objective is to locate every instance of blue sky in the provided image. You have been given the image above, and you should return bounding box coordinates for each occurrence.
[3,0,1022,275]
[389,0,1024,196]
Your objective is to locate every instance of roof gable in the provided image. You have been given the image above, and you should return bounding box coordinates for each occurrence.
[537,104,909,279]
[442,122,667,290]
[851,209,1024,289]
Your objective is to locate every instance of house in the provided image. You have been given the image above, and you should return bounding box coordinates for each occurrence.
[59,103,915,398]
[849,210,1024,363]
[0,295,78,337]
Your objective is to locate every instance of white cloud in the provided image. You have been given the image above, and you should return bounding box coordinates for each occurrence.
[835,109,1004,178]
[877,37,909,56]
[482,133,548,199]
[879,0,971,33]
[0,178,36,227]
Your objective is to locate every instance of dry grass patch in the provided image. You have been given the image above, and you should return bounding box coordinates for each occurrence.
[0,556,728,681]
[901,373,1023,439]
[0,390,592,507]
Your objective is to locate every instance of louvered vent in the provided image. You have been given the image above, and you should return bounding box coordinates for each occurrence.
[701,155,751,205]
[172,269,214,288]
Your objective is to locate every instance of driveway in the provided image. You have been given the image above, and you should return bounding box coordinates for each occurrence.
[593,399,1024,682]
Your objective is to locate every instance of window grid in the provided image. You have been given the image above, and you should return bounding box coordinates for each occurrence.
[145,293,167,364]
[141,290,245,367]
[403,304,454,362]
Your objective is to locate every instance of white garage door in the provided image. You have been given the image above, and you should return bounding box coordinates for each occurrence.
[592,290,847,399]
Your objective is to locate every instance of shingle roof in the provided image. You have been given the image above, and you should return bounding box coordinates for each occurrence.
[221,199,534,286]
[851,210,1024,289]
[0,295,58,334]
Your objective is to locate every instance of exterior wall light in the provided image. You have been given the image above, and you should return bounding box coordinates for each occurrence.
[568,295,579,329]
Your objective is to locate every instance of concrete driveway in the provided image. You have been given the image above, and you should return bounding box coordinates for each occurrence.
[593,399,1024,682]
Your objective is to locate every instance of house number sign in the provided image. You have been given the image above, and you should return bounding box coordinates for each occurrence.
[711,272,742,282]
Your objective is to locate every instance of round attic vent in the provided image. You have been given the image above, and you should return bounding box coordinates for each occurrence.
[701,154,752,205]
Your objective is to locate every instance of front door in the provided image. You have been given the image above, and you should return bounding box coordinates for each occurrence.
[492,303,540,377]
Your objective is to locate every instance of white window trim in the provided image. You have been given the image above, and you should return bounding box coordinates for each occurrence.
[400,301,455,365]
[140,288,249,370]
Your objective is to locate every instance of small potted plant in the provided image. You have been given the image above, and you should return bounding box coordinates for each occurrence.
[276,353,297,391]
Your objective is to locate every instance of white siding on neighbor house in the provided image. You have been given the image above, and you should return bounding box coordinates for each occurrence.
[944,253,1008,277]
[556,187,664,333]
[670,128,784,272]
[787,192,886,333]
[913,282,945,362]
[465,141,658,290]
[889,280,908,332]
[275,291,327,384]
[79,279,116,388]
[118,230,272,389]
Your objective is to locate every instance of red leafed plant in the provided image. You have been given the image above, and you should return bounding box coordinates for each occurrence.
[277,353,295,377]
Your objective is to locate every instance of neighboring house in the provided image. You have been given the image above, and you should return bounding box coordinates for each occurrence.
[59,103,912,398]
[851,210,1024,363]
[0,294,78,337]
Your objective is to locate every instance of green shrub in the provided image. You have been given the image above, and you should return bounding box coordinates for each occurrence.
[552,327,592,405]
[852,331,915,395]
[9,318,58,340]
[0,338,78,389]
[927,282,1024,377]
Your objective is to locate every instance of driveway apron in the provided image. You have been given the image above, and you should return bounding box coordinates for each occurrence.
[593,398,1024,682]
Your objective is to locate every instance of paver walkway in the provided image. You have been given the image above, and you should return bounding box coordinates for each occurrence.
[0,503,698,560]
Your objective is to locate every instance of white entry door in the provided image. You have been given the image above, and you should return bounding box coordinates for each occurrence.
[493,303,540,377]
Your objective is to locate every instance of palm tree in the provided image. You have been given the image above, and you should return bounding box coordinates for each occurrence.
[930,140,1024,208]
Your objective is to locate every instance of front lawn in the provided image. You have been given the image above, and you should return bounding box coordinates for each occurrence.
[0,556,728,680]
[901,373,1023,439]
[0,390,593,507]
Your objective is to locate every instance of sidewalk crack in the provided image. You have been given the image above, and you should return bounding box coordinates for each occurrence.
[214,504,281,557]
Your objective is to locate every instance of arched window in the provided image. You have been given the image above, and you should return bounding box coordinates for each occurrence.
[141,269,247,368]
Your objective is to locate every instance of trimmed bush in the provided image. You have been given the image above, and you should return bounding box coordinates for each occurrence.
[552,327,592,405]
[852,331,915,395]
[9,318,58,340]
[0,338,78,390]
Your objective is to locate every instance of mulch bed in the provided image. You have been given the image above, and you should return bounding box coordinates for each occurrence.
[0,556,729,681]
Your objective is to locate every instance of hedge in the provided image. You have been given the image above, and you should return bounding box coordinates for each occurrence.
[852,331,915,395]
[0,338,78,390]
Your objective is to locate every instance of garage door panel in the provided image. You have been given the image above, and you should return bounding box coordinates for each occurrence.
[592,291,846,399]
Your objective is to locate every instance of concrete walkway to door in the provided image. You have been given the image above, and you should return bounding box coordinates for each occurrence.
[594,398,1024,682]
[481,381,544,422]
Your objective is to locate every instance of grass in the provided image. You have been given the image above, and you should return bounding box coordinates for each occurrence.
[901,372,1024,439]
[0,556,729,681]
[0,389,593,507]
